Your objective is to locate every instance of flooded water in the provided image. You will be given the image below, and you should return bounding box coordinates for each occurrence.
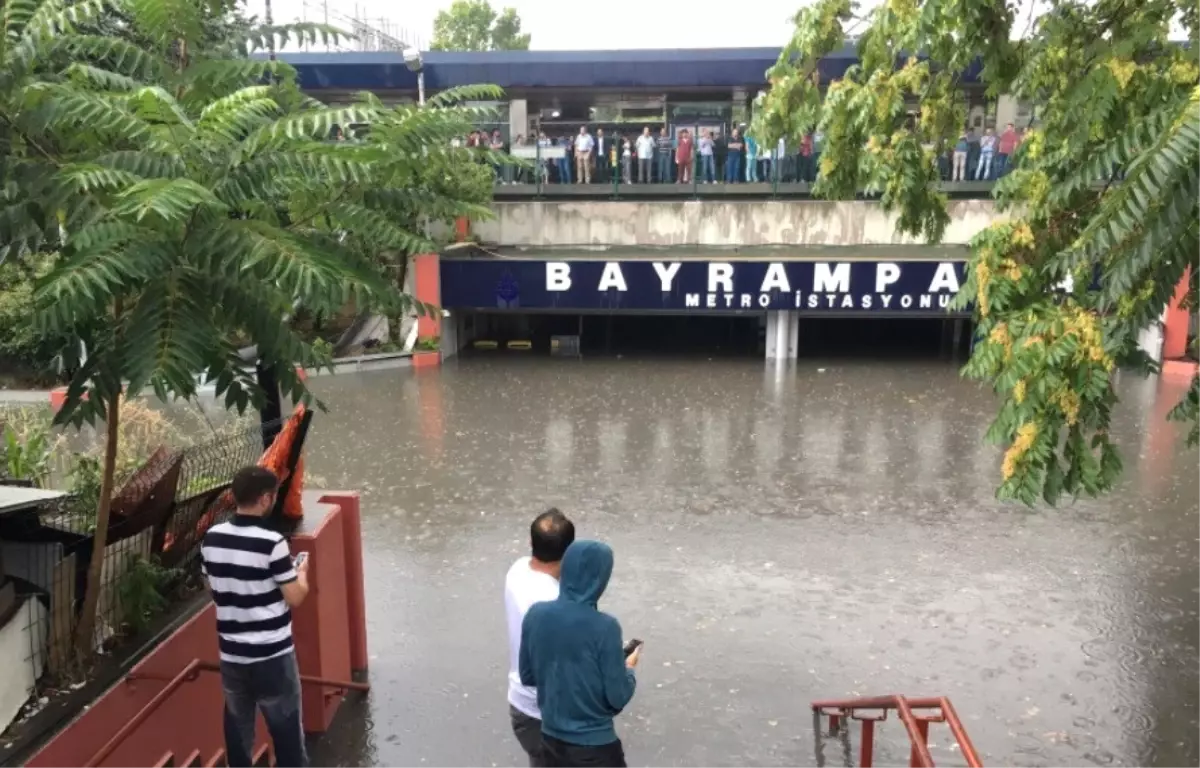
[298,358,1198,767]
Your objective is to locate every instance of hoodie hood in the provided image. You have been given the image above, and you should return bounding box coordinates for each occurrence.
[558,540,613,607]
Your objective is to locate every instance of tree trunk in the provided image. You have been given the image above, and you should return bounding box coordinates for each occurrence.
[74,390,122,660]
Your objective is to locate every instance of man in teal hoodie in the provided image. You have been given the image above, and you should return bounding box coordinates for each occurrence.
[519,540,640,767]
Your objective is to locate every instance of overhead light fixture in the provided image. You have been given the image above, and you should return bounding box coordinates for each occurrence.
[551,110,560,118]
[402,48,423,72]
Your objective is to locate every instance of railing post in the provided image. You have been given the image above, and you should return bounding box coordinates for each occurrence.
[908,719,930,768]
[536,141,543,198]
[860,719,875,768]
[692,143,699,198]
[612,141,620,199]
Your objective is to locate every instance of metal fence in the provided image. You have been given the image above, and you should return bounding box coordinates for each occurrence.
[491,141,999,199]
[0,415,293,708]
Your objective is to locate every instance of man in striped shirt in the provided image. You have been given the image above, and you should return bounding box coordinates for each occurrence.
[201,466,310,767]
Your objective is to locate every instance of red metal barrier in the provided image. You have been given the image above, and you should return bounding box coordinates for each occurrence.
[812,695,982,768]
[85,659,369,767]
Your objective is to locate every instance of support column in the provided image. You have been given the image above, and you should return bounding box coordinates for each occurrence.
[411,253,443,368]
[1138,313,1166,364]
[765,310,799,360]
[1162,268,1192,360]
[412,253,441,340]
[441,312,460,359]
[508,99,528,140]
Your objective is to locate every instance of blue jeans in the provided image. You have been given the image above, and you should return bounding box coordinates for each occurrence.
[656,153,672,182]
[557,156,571,183]
[699,154,715,182]
[975,152,993,181]
[221,652,307,767]
[725,153,742,182]
[996,153,1009,177]
[745,154,758,181]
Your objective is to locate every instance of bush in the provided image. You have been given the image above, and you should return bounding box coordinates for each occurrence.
[0,254,66,380]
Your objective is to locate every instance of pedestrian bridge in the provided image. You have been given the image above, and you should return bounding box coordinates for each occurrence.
[470,198,1004,249]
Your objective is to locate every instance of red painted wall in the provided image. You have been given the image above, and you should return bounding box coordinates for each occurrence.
[27,604,245,768]
[26,492,369,767]
[1163,268,1193,360]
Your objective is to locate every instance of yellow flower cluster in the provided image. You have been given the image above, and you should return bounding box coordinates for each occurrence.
[1106,58,1137,90]
[1064,309,1113,371]
[1010,222,1035,249]
[1014,378,1027,403]
[1168,60,1198,86]
[976,261,992,317]
[1002,422,1039,480]
[1058,389,1081,426]
[1022,129,1044,160]
[1000,258,1023,282]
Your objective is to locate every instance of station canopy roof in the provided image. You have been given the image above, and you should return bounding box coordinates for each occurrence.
[266,46,985,93]
[439,243,971,262]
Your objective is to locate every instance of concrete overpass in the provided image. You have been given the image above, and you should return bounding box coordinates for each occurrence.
[470,199,1003,249]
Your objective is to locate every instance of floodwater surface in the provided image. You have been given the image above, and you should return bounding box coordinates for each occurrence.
[299,358,1198,767]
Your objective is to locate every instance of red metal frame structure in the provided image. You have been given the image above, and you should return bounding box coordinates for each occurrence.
[812,695,982,768]
[84,660,370,768]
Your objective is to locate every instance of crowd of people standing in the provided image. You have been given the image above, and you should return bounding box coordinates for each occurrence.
[454,120,1025,187]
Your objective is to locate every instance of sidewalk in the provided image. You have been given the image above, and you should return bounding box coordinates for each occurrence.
[0,389,52,404]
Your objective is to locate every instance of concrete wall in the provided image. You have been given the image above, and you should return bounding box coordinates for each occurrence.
[473,200,1003,248]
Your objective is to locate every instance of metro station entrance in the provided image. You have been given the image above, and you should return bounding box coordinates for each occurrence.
[439,256,973,361]
[462,311,765,357]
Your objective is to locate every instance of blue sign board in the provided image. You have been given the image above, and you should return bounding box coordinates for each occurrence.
[439,259,970,314]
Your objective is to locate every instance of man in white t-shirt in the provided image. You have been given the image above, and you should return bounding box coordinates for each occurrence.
[574,126,594,184]
[506,508,576,766]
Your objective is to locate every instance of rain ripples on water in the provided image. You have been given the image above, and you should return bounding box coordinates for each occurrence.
[281,358,1197,767]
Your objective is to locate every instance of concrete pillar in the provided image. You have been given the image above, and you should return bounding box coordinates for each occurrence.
[765,310,798,360]
[1163,268,1193,360]
[1138,312,1165,364]
[441,312,460,358]
[994,94,1019,129]
[509,99,528,140]
[411,253,441,341]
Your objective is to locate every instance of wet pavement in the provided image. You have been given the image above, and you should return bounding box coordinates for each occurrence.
[299,357,1198,767]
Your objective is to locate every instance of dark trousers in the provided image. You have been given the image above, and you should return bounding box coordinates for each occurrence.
[220,652,306,767]
[542,735,626,768]
[724,153,742,182]
[655,152,672,182]
[596,155,611,183]
[511,706,550,767]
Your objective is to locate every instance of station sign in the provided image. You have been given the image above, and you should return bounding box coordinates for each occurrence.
[439,259,970,314]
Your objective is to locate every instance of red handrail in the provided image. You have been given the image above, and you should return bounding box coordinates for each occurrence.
[87,659,203,767]
[86,659,369,767]
[812,695,982,768]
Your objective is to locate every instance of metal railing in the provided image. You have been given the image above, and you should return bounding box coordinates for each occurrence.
[495,141,999,199]
[85,660,370,767]
[812,695,982,768]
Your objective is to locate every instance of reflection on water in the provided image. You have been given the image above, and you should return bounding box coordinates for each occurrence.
[299,358,1197,767]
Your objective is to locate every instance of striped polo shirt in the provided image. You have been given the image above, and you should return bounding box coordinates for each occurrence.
[200,515,298,663]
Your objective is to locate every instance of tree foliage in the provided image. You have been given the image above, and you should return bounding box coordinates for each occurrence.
[430,0,531,51]
[755,0,1199,505]
[0,0,503,655]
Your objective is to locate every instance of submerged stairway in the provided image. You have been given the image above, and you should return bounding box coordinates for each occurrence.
[812,695,982,767]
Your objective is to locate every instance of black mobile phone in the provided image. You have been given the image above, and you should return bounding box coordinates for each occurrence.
[623,638,643,657]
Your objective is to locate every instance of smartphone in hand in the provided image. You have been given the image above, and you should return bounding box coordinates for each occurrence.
[623,638,643,657]
[293,552,308,569]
